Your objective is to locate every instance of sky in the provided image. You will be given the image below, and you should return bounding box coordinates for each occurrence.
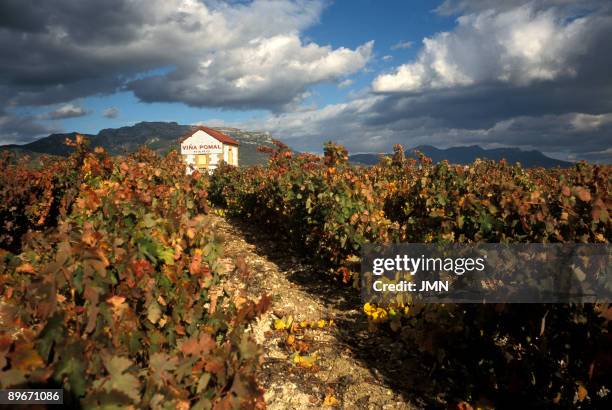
[0,0,611,162]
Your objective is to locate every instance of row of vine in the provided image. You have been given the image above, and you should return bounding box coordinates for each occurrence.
[1,138,268,409]
[209,141,611,408]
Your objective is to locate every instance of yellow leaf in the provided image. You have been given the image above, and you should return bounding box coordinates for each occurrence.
[577,383,588,402]
[293,353,317,368]
[234,295,248,309]
[107,295,127,318]
[16,263,35,273]
[323,394,339,407]
[106,295,126,308]
[176,400,190,410]
[274,319,286,330]
[273,315,293,331]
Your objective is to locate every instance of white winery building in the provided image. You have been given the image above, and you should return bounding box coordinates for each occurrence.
[180,126,239,174]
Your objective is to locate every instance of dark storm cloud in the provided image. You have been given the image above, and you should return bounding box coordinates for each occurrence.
[243,0,612,163]
[0,0,610,162]
[0,0,159,107]
[0,0,369,113]
[199,0,612,162]
[248,94,612,162]
[334,0,612,162]
[366,78,612,131]
[0,109,56,144]
[0,0,374,144]
[0,0,145,42]
[435,0,609,15]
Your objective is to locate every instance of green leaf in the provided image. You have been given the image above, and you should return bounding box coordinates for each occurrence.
[128,331,142,355]
[0,369,26,388]
[105,373,141,402]
[238,333,258,360]
[101,356,141,403]
[149,353,178,386]
[142,213,156,228]
[36,313,65,361]
[147,301,162,324]
[156,246,175,265]
[197,373,211,394]
[456,215,465,229]
[55,351,87,397]
[104,356,132,376]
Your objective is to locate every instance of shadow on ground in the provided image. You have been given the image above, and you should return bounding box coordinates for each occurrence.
[218,214,611,410]
[224,215,452,409]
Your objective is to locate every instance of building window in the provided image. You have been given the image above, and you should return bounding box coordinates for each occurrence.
[196,154,208,169]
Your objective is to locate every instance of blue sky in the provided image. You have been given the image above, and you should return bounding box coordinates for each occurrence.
[1,0,611,162]
[43,1,455,136]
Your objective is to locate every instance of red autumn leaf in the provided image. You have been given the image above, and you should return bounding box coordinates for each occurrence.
[256,294,272,315]
[189,253,202,275]
[204,359,224,374]
[576,187,592,202]
[180,333,216,356]
[456,401,474,410]
[338,267,351,284]
[235,255,250,278]
[131,259,153,278]
[10,341,44,371]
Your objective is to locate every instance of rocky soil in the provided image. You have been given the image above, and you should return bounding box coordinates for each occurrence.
[209,212,428,410]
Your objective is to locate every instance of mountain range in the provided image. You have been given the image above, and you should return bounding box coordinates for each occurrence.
[349,145,572,168]
[1,121,276,166]
[1,122,572,168]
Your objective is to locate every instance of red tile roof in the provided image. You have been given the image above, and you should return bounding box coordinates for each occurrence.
[181,126,240,146]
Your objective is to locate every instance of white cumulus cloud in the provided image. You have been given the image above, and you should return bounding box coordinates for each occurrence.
[1,0,373,111]
[128,35,372,109]
[43,103,89,120]
[0,0,375,142]
[373,4,597,92]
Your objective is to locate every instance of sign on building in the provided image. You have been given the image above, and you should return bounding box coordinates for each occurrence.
[180,126,239,174]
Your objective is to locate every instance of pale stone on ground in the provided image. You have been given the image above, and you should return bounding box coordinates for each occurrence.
[209,213,417,410]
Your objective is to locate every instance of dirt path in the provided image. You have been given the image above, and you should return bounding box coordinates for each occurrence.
[209,212,423,410]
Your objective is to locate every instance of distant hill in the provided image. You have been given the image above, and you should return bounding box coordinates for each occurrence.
[3,127,574,168]
[1,121,277,166]
[350,145,572,168]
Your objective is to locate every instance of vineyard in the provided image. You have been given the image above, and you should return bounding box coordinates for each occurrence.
[208,141,611,408]
[0,137,268,408]
[1,137,611,409]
